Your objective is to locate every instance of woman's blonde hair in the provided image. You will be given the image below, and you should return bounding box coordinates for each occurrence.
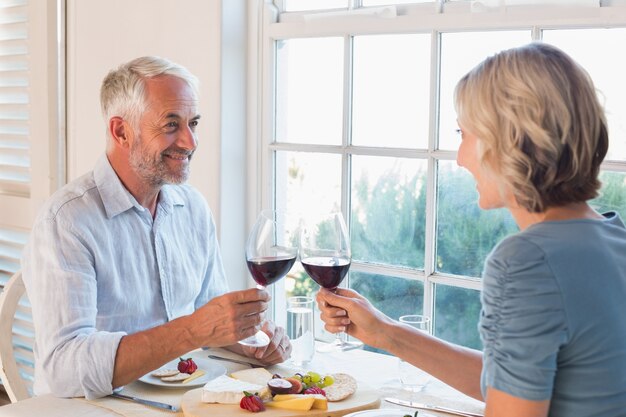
[454,42,608,213]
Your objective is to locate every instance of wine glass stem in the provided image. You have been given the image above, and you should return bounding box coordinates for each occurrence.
[255,284,266,326]
[330,288,346,347]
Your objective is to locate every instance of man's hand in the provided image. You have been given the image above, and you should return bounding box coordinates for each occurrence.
[190,288,270,347]
[112,288,269,389]
[233,320,292,365]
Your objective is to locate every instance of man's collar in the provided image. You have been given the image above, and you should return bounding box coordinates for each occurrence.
[94,155,185,219]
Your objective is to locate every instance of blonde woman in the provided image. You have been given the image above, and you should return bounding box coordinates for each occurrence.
[317,43,626,417]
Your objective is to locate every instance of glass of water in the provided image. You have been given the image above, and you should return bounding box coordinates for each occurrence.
[398,314,431,392]
[286,296,315,366]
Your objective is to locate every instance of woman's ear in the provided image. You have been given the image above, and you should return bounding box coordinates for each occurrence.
[109,116,132,148]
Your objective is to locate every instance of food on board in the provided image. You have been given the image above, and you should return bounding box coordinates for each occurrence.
[240,391,265,412]
[231,368,274,386]
[303,386,326,396]
[267,378,293,395]
[272,393,328,410]
[323,373,357,401]
[201,375,265,404]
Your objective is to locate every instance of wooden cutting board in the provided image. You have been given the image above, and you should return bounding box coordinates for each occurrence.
[181,387,381,417]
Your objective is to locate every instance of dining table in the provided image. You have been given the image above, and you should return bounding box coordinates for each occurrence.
[0,343,485,417]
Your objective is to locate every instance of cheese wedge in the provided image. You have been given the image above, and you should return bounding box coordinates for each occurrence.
[201,375,264,404]
[229,368,273,401]
[272,394,328,410]
[265,396,316,411]
[230,367,273,386]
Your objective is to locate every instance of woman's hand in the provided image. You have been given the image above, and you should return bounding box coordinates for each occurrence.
[316,287,395,351]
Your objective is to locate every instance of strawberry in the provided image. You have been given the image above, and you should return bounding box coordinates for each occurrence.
[240,391,265,412]
[177,357,198,374]
[303,386,326,396]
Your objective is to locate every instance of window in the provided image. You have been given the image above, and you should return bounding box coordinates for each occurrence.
[254,1,626,350]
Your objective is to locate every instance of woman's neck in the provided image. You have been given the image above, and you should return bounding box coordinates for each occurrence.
[509,202,604,230]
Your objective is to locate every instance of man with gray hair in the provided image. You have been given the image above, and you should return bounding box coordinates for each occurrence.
[22,56,291,399]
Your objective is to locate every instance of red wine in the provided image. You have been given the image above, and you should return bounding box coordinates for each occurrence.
[246,255,296,286]
[301,256,350,290]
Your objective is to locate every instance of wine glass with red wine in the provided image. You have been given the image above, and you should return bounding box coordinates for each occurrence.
[240,210,298,347]
[300,212,363,352]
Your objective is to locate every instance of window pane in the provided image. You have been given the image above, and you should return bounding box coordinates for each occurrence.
[276,38,344,145]
[285,263,316,298]
[278,151,342,327]
[436,161,517,277]
[592,171,626,220]
[275,151,342,217]
[542,28,626,161]
[439,31,531,151]
[351,156,427,268]
[283,0,348,12]
[434,284,481,350]
[352,34,431,148]
[351,272,424,316]
[351,271,424,352]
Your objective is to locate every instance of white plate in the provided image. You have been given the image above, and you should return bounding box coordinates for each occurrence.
[139,357,226,389]
[344,409,436,417]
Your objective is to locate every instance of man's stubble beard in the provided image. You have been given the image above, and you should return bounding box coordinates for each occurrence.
[129,133,192,187]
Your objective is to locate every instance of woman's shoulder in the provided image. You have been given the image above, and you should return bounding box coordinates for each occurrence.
[487,232,546,269]
[483,232,557,295]
[488,214,624,266]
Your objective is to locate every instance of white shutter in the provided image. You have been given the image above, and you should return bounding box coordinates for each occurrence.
[0,226,27,289]
[0,0,63,397]
[0,0,30,198]
[0,0,28,285]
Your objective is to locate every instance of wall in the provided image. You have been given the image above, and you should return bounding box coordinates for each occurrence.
[66,0,248,289]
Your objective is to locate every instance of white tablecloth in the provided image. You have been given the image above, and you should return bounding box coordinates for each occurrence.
[0,345,484,417]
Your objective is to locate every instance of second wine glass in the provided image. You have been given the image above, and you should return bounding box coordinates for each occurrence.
[300,212,363,352]
[241,209,298,347]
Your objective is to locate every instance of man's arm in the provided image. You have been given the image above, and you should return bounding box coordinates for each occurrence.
[112,288,268,388]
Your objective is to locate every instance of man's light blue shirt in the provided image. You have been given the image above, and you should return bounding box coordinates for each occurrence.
[22,155,229,399]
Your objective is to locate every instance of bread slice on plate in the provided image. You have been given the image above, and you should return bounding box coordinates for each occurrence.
[324,373,357,401]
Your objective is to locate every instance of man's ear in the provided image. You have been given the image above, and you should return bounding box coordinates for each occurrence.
[109,116,133,148]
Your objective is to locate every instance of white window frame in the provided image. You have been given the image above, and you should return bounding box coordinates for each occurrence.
[249,0,626,331]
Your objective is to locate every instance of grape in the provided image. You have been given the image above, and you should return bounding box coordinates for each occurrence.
[301,375,312,386]
[308,371,321,384]
[321,375,334,387]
